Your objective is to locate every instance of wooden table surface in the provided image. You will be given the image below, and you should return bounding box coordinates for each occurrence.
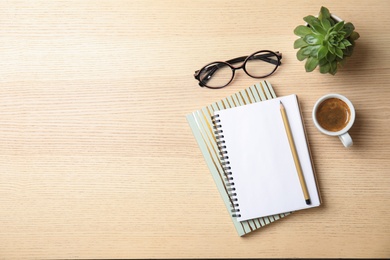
[0,1,389,258]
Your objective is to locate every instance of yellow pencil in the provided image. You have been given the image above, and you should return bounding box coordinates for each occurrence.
[280,101,311,205]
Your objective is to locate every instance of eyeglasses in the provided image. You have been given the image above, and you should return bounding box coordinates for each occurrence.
[194,50,282,89]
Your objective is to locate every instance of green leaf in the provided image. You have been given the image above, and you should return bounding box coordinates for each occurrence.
[304,34,323,45]
[321,18,331,31]
[310,45,321,56]
[302,45,314,55]
[335,47,344,59]
[303,15,319,27]
[296,48,309,61]
[350,31,360,41]
[343,46,353,57]
[348,38,355,46]
[294,38,308,49]
[326,52,336,62]
[317,46,328,60]
[318,6,331,21]
[328,45,336,54]
[338,31,346,37]
[319,58,328,66]
[342,39,352,47]
[329,16,335,26]
[305,57,319,72]
[342,22,355,38]
[294,25,312,37]
[311,23,327,35]
[329,61,338,75]
[338,42,346,49]
[333,21,345,32]
[319,63,331,74]
[303,15,326,34]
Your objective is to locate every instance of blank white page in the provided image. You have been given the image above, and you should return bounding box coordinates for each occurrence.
[215,94,320,222]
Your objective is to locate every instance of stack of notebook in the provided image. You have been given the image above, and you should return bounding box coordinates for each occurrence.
[186,81,321,236]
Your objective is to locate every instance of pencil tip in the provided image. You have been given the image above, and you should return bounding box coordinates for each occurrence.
[306,199,311,205]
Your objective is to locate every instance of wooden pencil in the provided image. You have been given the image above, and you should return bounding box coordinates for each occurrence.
[280,101,311,205]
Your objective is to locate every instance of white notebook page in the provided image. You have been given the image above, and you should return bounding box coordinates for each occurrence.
[215,94,320,222]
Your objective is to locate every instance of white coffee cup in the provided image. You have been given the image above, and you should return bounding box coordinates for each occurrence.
[312,94,355,148]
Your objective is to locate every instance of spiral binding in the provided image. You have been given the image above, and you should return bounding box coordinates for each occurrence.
[211,114,241,218]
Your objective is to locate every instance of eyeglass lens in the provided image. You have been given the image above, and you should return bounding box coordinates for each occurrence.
[245,52,279,78]
[198,62,233,89]
[198,51,279,89]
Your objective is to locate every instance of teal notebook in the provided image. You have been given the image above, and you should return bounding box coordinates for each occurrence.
[186,81,290,236]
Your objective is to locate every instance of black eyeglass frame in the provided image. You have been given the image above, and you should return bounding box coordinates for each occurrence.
[194,50,282,89]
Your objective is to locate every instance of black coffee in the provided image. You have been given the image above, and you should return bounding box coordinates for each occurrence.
[316,98,351,132]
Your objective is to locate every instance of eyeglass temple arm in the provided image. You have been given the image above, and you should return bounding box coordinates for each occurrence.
[194,52,282,85]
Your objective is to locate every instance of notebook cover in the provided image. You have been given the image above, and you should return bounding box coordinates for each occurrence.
[186,81,290,236]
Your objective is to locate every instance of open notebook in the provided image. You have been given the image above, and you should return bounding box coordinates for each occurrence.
[186,81,292,236]
[212,94,321,222]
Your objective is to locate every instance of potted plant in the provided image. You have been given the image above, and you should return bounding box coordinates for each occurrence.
[293,6,360,75]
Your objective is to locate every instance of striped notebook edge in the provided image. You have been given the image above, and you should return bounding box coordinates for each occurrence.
[186,81,291,236]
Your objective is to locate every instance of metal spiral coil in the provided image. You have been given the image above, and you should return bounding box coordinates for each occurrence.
[212,113,241,218]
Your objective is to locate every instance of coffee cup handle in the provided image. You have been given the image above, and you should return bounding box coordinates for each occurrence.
[339,133,353,147]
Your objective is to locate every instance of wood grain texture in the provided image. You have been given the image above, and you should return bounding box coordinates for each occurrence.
[0,0,389,258]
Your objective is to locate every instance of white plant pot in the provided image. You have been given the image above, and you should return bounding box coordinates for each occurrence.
[330,14,343,22]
